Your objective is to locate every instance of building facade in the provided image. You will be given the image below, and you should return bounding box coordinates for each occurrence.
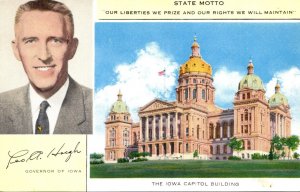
[105,38,291,161]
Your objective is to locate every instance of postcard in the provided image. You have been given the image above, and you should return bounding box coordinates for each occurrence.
[89,0,300,191]
[0,0,93,191]
[1,0,300,192]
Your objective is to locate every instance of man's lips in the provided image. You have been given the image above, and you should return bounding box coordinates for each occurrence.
[33,65,56,71]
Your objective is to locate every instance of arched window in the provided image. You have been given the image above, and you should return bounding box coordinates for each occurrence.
[123,129,129,147]
[216,145,220,155]
[193,88,197,99]
[210,145,213,154]
[223,145,227,154]
[245,109,248,121]
[202,89,206,100]
[109,128,116,147]
[209,123,214,139]
[185,88,188,100]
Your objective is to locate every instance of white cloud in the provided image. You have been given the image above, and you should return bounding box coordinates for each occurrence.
[92,42,178,153]
[213,67,243,108]
[265,67,300,138]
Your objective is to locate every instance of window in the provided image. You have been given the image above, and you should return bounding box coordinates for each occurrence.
[123,129,130,147]
[202,89,206,100]
[193,88,197,99]
[242,94,245,99]
[216,145,220,155]
[247,140,251,150]
[193,79,196,83]
[186,79,189,84]
[186,143,189,152]
[223,145,227,154]
[210,145,213,154]
[241,114,243,121]
[185,88,188,100]
[245,109,248,121]
[244,125,248,134]
[186,128,189,136]
[241,125,243,133]
[247,92,250,99]
[209,124,214,139]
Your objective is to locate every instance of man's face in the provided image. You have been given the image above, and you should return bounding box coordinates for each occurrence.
[12,10,78,98]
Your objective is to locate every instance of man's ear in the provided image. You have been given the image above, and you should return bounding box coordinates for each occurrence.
[67,38,78,60]
[11,40,21,61]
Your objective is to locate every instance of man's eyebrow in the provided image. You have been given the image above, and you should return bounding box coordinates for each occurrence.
[48,36,69,42]
[22,37,38,42]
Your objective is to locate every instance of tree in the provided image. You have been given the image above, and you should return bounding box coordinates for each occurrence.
[229,137,243,157]
[285,135,300,159]
[268,143,274,160]
[272,135,285,157]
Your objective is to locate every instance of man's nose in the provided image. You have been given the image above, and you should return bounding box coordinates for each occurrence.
[37,43,52,64]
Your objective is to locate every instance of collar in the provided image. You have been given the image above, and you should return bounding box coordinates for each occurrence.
[29,78,70,111]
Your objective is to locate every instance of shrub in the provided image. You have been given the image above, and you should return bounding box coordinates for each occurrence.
[132,157,148,162]
[139,152,151,157]
[117,158,129,163]
[193,150,199,158]
[228,156,241,160]
[128,151,139,159]
[90,159,104,164]
[293,152,299,160]
[90,153,104,159]
[252,153,268,160]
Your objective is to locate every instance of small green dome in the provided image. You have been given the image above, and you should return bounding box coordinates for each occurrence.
[111,90,129,113]
[268,92,288,107]
[238,60,265,91]
[238,74,265,91]
[268,82,288,107]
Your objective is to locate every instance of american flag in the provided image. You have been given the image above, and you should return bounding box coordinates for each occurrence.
[158,69,165,76]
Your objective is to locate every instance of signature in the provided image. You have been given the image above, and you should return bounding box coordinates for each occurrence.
[6,142,81,169]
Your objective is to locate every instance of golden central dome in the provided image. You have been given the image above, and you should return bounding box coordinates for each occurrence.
[179,57,212,76]
[179,37,212,76]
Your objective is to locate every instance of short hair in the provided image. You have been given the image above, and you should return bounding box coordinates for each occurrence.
[15,0,74,38]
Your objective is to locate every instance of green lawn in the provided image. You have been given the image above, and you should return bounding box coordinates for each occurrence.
[90,160,300,178]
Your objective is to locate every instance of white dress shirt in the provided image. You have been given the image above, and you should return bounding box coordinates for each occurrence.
[29,78,69,134]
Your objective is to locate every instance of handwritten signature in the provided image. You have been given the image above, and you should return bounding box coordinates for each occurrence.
[6,142,81,169]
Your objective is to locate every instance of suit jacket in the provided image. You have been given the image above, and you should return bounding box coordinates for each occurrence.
[0,77,92,134]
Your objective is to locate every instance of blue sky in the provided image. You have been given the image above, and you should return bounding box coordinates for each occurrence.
[92,22,300,153]
[95,22,300,90]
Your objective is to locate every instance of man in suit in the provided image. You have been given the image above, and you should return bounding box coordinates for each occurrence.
[0,0,92,134]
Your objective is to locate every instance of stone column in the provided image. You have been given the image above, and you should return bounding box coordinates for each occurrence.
[174,142,179,153]
[220,126,223,139]
[251,107,255,132]
[139,117,143,141]
[153,116,156,141]
[152,144,156,156]
[160,143,164,156]
[167,113,170,139]
[174,112,178,138]
[213,124,216,139]
[145,116,149,141]
[159,114,163,139]
[166,142,170,155]
[227,125,230,138]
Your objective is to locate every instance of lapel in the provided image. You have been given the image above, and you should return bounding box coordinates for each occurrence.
[3,85,33,134]
[53,77,87,134]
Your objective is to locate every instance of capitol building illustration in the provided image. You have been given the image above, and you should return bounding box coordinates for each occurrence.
[105,38,291,161]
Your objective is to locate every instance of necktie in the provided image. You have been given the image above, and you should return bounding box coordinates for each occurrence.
[35,101,50,134]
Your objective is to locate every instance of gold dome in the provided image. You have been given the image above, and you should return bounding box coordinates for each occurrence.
[179,57,212,76]
[179,37,212,76]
